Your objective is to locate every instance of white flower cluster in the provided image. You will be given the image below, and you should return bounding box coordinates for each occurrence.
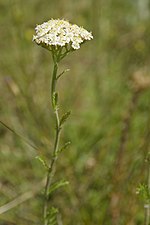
[33,19,93,50]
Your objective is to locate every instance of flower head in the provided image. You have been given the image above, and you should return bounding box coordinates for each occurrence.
[33,19,93,50]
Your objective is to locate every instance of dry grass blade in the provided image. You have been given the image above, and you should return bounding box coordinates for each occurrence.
[0,179,45,215]
[0,120,39,151]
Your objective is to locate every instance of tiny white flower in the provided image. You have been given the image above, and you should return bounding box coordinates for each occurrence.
[33,19,93,50]
[72,42,80,49]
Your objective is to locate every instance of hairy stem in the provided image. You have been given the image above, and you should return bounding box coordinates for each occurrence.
[44,59,61,225]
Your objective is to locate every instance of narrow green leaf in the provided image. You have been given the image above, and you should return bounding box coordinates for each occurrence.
[58,141,71,153]
[57,68,70,80]
[60,111,71,127]
[36,155,49,170]
[47,207,58,225]
[48,180,69,196]
[136,183,150,201]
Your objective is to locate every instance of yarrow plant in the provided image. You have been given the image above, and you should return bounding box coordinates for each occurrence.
[33,19,93,225]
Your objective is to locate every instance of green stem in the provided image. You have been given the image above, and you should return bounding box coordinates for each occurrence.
[44,59,61,225]
[51,63,58,104]
[144,162,150,225]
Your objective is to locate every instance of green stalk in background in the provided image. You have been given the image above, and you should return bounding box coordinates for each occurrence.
[137,153,150,225]
[110,68,150,225]
[33,19,93,225]
[144,155,150,225]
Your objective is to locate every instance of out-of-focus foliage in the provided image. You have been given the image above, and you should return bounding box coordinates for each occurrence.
[0,0,150,224]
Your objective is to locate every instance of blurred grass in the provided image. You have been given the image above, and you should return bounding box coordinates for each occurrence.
[0,0,150,224]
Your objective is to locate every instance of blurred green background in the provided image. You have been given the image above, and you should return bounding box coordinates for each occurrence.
[0,0,150,224]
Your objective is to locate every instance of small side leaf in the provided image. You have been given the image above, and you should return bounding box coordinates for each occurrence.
[136,183,150,201]
[58,141,71,153]
[60,111,71,127]
[36,155,49,170]
[57,68,70,80]
[47,207,58,225]
[48,179,69,196]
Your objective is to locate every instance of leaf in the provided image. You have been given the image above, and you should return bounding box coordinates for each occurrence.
[60,111,71,127]
[47,207,58,225]
[57,68,70,80]
[58,141,71,153]
[52,92,58,109]
[136,183,150,201]
[48,179,69,196]
[36,155,49,170]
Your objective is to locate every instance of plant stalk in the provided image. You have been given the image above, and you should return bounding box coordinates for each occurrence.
[44,59,61,225]
[144,160,150,225]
